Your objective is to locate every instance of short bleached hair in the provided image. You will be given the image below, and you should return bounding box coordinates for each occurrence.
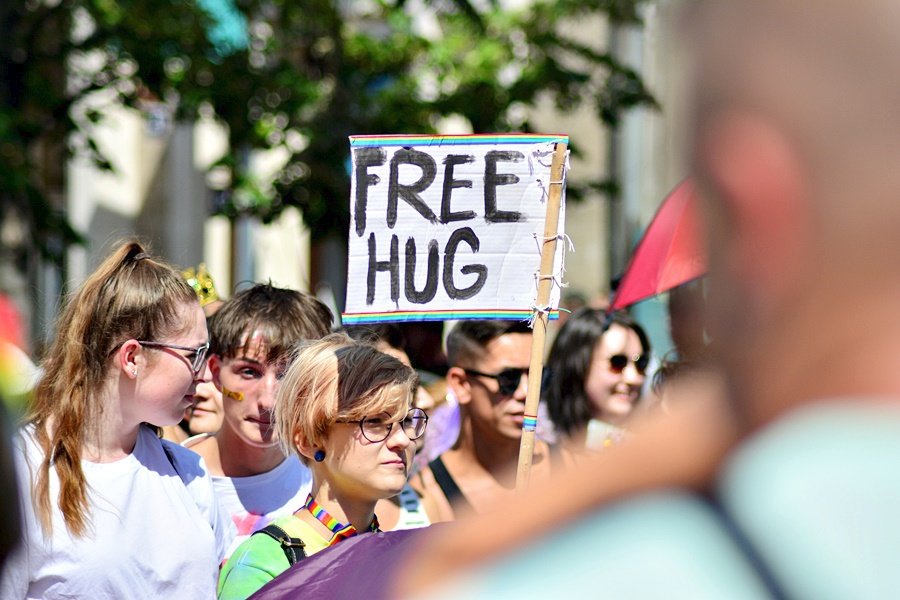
[275,333,418,463]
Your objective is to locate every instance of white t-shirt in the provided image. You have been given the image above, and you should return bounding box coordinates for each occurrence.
[212,455,313,559]
[1,425,235,600]
[392,483,431,530]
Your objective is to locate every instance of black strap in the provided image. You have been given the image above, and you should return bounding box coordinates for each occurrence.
[253,524,307,566]
[704,495,788,600]
[428,456,474,513]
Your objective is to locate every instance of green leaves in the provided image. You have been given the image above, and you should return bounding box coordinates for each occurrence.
[2,0,655,261]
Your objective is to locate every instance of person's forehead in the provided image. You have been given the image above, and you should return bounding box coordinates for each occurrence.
[180,302,209,342]
[477,332,532,365]
[597,324,640,352]
[226,332,280,364]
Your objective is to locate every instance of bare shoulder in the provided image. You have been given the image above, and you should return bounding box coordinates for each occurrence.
[536,439,581,473]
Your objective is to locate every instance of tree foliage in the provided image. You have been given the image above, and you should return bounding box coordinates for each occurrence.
[1,0,656,265]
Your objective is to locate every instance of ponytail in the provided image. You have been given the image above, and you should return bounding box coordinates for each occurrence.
[28,240,196,537]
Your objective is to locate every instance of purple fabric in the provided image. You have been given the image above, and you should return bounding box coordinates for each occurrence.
[420,394,461,465]
[248,525,444,600]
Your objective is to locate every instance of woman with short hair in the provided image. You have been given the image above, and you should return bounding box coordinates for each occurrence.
[217,334,427,599]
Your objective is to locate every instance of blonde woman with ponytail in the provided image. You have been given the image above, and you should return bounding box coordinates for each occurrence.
[1,241,234,599]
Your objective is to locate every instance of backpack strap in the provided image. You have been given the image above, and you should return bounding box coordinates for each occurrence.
[253,524,307,566]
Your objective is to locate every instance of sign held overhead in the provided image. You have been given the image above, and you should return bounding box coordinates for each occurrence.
[343,134,569,325]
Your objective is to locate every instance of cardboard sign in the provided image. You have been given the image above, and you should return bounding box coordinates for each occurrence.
[342,134,568,325]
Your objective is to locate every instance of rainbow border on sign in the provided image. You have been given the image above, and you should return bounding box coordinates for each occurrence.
[350,133,569,147]
[342,309,560,325]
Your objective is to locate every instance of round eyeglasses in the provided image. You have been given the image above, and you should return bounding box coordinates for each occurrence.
[137,340,210,376]
[340,408,429,443]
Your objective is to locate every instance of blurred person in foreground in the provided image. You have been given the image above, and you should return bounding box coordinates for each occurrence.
[398,1,900,597]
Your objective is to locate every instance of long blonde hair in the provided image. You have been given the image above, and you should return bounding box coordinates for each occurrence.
[27,240,197,537]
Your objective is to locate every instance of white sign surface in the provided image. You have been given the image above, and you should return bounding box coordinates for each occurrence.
[343,134,568,325]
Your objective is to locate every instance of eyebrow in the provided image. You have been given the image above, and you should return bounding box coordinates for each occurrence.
[229,356,267,366]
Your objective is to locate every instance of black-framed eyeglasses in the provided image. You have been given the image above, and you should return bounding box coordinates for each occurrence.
[608,353,649,375]
[463,367,528,397]
[340,408,429,443]
[137,340,210,376]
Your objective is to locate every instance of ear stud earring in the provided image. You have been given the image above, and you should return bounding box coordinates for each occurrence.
[314,450,326,462]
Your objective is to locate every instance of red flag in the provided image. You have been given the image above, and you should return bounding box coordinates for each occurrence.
[609,180,706,311]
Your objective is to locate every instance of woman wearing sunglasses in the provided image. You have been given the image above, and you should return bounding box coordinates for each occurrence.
[1,241,234,599]
[217,334,426,600]
[545,308,652,451]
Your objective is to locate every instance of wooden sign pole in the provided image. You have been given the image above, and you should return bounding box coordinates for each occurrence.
[515,141,567,493]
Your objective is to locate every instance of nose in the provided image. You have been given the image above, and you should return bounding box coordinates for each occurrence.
[258,371,280,409]
[385,422,412,451]
[622,361,645,386]
[194,360,213,383]
[513,371,528,399]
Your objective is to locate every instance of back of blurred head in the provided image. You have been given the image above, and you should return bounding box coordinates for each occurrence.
[687,0,900,426]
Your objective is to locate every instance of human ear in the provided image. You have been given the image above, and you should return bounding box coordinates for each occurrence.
[446,366,472,405]
[294,430,319,463]
[208,354,222,388]
[118,340,143,379]
[698,110,811,310]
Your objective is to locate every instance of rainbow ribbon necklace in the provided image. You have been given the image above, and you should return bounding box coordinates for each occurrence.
[303,494,379,546]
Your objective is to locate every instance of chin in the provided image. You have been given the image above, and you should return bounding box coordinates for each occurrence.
[499,427,523,441]
[377,476,409,498]
[604,400,635,417]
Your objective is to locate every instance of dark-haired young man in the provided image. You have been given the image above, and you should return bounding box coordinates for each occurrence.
[415,320,554,519]
[186,283,333,560]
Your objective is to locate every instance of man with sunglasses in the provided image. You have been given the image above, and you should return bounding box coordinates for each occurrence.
[415,320,555,519]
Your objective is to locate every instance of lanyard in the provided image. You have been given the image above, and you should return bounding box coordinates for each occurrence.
[303,494,379,546]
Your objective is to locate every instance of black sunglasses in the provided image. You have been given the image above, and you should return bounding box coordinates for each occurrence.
[463,367,528,396]
[608,353,649,375]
